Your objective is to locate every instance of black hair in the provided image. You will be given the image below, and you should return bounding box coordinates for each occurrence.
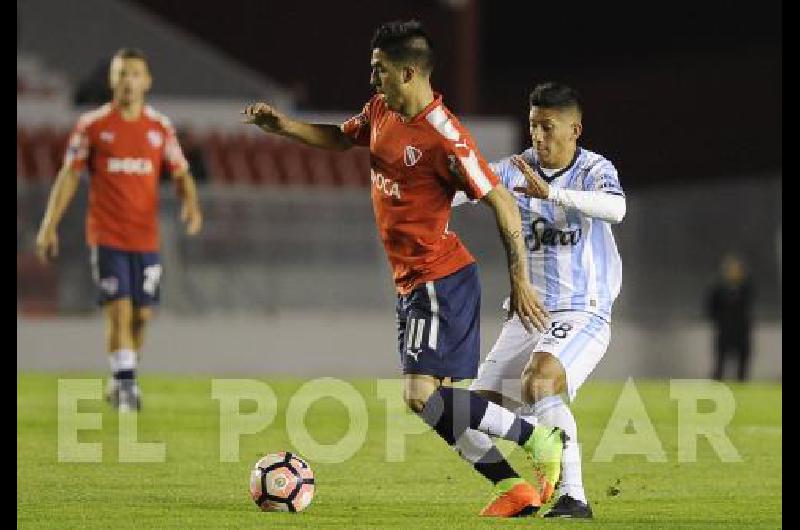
[370,20,435,73]
[529,82,582,115]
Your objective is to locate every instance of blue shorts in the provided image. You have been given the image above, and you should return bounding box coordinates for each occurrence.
[90,245,162,306]
[396,263,481,381]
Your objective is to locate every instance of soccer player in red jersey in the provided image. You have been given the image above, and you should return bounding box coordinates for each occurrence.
[242,21,565,516]
[35,48,203,411]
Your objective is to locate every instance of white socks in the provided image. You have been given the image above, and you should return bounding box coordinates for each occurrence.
[109,349,137,375]
[521,395,586,503]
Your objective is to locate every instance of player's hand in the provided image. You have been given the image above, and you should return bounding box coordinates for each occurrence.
[181,200,203,236]
[241,102,285,132]
[508,278,549,333]
[35,225,59,264]
[511,155,550,200]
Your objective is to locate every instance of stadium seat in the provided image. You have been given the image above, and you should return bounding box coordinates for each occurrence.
[333,148,370,187]
[250,136,285,185]
[16,124,373,188]
[16,252,59,316]
[275,139,311,187]
[203,130,232,185]
[305,148,338,187]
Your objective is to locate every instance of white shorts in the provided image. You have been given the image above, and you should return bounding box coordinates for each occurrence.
[470,310,610,403]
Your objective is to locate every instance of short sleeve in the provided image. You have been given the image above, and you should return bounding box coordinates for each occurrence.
[63,120,91,173]
[340,99,372,147]
[439,125,499,201]
[162,120,189,174]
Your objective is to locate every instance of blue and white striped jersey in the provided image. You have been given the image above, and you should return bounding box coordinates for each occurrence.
[492,146,624,321]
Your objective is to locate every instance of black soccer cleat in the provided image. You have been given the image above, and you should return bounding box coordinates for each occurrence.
[118,380,142,412]
[543,494,593,519]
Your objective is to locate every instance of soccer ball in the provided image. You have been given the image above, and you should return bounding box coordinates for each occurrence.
[249,452,315,512]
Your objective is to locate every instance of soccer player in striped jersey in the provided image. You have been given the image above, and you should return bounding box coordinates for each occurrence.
[242,20,566,517]
[452,82,626,518]
[35,48,203,411]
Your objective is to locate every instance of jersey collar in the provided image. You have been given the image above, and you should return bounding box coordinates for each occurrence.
[407,92,443,123]
[526,146,582,183]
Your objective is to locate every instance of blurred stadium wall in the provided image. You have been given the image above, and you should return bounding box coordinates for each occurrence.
[17,0,781,380]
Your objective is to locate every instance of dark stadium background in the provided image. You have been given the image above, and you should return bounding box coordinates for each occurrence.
[132,0,781,188]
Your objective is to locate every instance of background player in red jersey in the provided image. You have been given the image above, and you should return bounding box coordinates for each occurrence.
[242,21,566,517]
[35,48,203,411]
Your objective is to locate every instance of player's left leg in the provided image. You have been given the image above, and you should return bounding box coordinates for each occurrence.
[123,251,162,410]
[131,306,152,355]
[91,245,137,410]
[519,312,610,518]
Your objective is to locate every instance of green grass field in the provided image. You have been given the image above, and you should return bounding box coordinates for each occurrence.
[18,374,781,528]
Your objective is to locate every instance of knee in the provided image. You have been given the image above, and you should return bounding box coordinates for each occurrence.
[107,302,132,331]
[403,395,429,414]
[521,353,566,404]
[404,375,445,414]
[403,384,443,415]
[403,385,436,414]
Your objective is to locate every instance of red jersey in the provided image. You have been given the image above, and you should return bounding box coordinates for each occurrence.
[64,103,189,252]
[341,93,499,295]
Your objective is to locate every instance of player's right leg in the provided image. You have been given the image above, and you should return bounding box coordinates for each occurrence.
[129,250,161,357]
[403,374,541,517]
[103,298,138,410]
[467,314,567,504]
[92,245,139,411]
[519,312,611,518]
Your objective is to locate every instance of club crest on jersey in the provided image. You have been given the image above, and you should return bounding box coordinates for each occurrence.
[147,130,163,148]
[404,145,422,167]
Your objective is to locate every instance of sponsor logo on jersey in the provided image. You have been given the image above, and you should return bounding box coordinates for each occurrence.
[371,169,401,199]
[404,145,422,167]
[147,130,163,148]
[99,131,114,143]
[107,157,155,175]
[527,216,582,251]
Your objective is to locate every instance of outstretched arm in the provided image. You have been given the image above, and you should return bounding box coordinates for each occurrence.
[35,166,81,263]
[241,102,353,151]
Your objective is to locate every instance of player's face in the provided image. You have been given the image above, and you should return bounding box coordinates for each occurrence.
[109,57,152,105]
[529,106,582,168]
[370,49,407,112]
